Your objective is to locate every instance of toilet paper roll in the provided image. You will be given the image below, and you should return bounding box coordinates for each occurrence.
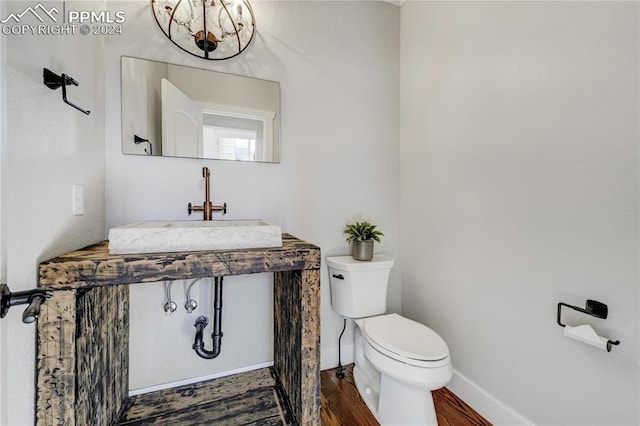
[563,324,608,351]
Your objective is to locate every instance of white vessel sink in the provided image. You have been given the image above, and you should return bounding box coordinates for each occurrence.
[108,220,282,254]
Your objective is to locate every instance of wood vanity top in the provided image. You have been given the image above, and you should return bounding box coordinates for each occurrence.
[39,233,321,290]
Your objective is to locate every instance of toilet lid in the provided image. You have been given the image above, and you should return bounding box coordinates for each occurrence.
[363,313,449,362]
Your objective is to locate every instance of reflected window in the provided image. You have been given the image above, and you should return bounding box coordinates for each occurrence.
[202,113,263,160]
[203,125,257,161]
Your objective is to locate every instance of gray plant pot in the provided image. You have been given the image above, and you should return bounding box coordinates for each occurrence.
[352,239,374,261]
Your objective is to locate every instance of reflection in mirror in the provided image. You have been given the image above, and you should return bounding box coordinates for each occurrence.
[121,56,280,163]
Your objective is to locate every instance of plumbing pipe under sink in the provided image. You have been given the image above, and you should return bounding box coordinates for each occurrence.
[192,276,224,359]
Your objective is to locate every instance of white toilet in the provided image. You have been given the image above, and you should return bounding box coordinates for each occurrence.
[326,255,452,426]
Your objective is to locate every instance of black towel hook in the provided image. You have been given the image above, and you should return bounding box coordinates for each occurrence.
[43,68,91,115]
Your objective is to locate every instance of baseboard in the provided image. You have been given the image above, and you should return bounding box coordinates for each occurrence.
[130,346,355,397]
[128,361,274,397]
[447,369,534,426]
[321,343,354,371]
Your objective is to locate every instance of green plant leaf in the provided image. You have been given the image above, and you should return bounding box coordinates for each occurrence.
[344,220,384,243]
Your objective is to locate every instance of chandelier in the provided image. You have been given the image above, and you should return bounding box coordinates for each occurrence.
[151,0,255,60]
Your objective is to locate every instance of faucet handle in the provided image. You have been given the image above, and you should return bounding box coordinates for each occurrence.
[211,203,227,215]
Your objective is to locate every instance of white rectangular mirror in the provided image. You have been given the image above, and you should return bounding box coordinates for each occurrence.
[121,56,280,163]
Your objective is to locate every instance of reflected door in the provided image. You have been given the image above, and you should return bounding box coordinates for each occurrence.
[161,79,203,157]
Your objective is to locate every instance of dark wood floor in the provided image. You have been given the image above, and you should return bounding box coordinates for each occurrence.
[118,367,294,425]
[118,364,490,425]
[321,364,492,426]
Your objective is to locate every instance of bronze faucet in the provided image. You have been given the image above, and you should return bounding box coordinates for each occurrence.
[188,167,227,220]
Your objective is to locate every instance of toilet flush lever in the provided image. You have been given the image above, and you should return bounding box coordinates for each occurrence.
[332,274,344,280]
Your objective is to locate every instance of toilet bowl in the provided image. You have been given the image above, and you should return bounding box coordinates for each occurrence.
[326,255,453,425]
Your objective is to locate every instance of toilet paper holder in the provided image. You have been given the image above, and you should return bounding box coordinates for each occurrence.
[557,299,620,352]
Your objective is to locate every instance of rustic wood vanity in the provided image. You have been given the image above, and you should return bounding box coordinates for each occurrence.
[35,234,320,425]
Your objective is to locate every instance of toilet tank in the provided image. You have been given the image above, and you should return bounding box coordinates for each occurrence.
[326,255,394,318]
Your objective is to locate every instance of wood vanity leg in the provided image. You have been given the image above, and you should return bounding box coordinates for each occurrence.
[274,268,321,425]
[35,286,129,426]
[36,290,77,426]
[75,285,129,425]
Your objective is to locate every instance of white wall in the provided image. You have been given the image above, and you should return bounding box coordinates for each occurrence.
[400,2,639,425]
[104,1,400,389]
[0,1,107,424]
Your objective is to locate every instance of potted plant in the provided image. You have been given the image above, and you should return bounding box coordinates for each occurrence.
[344,220,383,261]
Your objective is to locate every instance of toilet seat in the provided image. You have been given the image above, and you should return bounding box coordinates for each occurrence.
[363,313,449,367]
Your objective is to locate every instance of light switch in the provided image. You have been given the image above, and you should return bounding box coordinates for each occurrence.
[72,184,84,216]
